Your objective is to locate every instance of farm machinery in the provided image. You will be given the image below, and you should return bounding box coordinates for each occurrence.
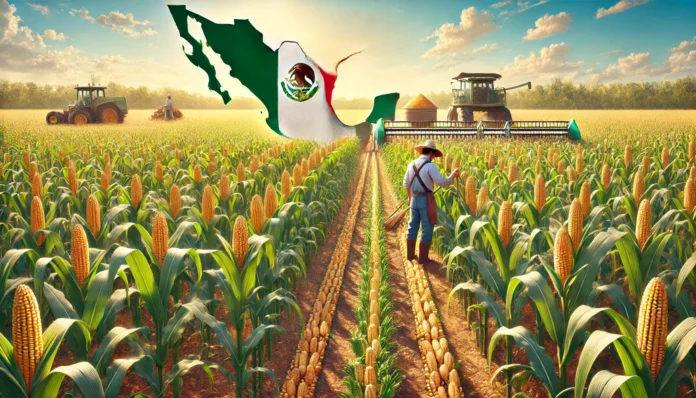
[373,72,581,144]
[46,85,128,125]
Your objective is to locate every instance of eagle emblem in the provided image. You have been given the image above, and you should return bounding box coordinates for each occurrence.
[281,63,319,102]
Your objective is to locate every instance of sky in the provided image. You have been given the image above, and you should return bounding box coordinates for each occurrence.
[0,0,694,101]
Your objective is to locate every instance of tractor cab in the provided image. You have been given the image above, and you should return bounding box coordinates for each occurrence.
[47,84,128,125]
[74,86,106,107]
[447,72,531,122]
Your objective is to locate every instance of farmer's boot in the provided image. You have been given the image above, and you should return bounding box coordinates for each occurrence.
[418,242,431,264]
[407,239,417,261]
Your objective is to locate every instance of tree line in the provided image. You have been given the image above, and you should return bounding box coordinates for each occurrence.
[1,76,695,110]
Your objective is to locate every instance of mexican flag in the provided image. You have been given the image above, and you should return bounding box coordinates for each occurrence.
[169,5,398,142]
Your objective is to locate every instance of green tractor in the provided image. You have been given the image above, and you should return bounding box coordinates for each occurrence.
[46,85,128,125]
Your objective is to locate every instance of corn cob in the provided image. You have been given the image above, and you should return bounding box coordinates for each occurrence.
[568,199,583,251]
[169,184,181,219]
[601,164,611,191]
[208,149,214,163]
[624,145,632,167]
[250,194,264,232]
[477,184,489,213]
[152,212,169,267]
[554,228,573,285]
[131,175,142,209]
[487,153,496,169]
[690,139,696,161]
[642,155,650,174]
[636,199,652,252]
[580,181,591,217]
[67,162,78,194]
[558,159,566,175]
[208,160,216,175]
[236,161,245,182]
[155,161,163,181]
[498,201,512,248]
[71,224,90,286]
[13,285,43,393]
[264,183,277,219]
[465,176,476,214]
[685,178,696,216]
[219,174,230,201]
[301,158,309,178]
[636,277,668,380]
[232,216,248,268]
[86,195,101,236]
[201,185,215,224]
[535,174,546,210]
[250,155,260,174]
[31,196,45,246]
[193,165,202,183]
[576,151,584,174]
[28,162,38,182]
[633,170,645,202]
[690,166,696,181]
[281,169,292,199]
[31,173,42,198]
[508,162,519,183]
[293,164,303,187]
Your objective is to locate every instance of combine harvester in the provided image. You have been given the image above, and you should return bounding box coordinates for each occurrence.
[373,72,581,144]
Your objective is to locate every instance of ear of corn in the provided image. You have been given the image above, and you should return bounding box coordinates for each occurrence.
[193,165,202,183]
[625,145,632,167]
[31,173,42,198]
[685,178,696,216]
[71,224,90,286]
[465,176,476,214]
[534,174,546,211]
[558,159,566,174]
[13,284,43,393]
[568,199,583,251]
[131,175,142,209]
[31,196,45,246]
[264,183,277,219]
[580,181,591,217]
[219,174,230,201]
[152,212,169,267]
[576,151,584,174]
[281,169,292,199]
[232,216,248,268]
[601,164,611,190]
[636,277,668,380]
[636,199,652,252]
[250,194,264,233]
[155,161,163,181]
[201,184,215,224]
[642,155,650,174]
[498,201,512,248]
[87,194,101,236]
[169,184,181,219]
[554,227,573,285]
[67,162,78,195]
[301,158,309,178]
[236,161,245,182]
[250,155,260,174]
[293,164,303,187]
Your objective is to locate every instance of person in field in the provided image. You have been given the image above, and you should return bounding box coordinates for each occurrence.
[165,95,173,120]
[403,140,459,263]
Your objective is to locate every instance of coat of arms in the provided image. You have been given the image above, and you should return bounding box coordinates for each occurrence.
[281,63,319,102]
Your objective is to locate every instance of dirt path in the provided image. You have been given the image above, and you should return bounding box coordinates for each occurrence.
[312,158,371,397]
[377,153,503,398]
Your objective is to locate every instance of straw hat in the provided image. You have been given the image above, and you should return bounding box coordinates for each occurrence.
[414,140,443,158]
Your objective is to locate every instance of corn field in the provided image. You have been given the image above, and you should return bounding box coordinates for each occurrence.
[2,109,696,397]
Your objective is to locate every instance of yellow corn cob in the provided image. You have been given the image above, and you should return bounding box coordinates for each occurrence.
[477,184,489,211]
[293,164,303,187]
[131,175,142,209]
[535,174,546,210]
[636,277,668,380]
[152,212,169,267]
[661,148,669,168]
[71,224,90,286]
[264,183,277,219]
[444,154,451,173]
[83,151,89,164]
[232,216,248,268]
[169,184,181,219]
[690,139,696,161]
[201,185,215,224]
[301,158,309,178]
[601,164,611,191]
[281,169,292,199]
[636,199,652,252]
[465,177,476,214]
[685,178,696,216]
[208,149,214,163]
[104,152,111,166]
[219,174,230,201]
[568,199,583,251]
[624,145,632,167]
[633,170,645,203]
[576,151,584,174]
[31,173,42,198]
[580,181,591,217]
[558,159,566,175]
[236,161,245,182]
[642,155,650,174]
[691,166,696,181]
[487,153,496,169]
[68,162,78,195]
[250,155,260,174]
[29,162,38,182]
[453,157,460,171]
[87,195,101,236]
[567,166,577,182]
[208,160,216,175]
[13,285,43,393]
[31,196,45,246]
[23,150,31,167]
[155,161,163,181]
[508,162,519,183]
[193,165,202,183]
[250,194,264,232]
[498,201,512,248]
[537,145,543,159]
[554,227,573,285]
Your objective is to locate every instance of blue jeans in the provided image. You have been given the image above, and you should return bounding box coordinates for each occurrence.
[165,109,173,120]
[407,195,433,243]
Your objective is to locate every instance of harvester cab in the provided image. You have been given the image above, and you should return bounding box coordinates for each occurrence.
[447,73,530,122]
[46,85,128,125]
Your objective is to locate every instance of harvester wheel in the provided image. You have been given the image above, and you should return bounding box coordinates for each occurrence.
[46,111,63,125]
[486,107,512,121]
[447,107,459,121]
[98,105,121,124]
[70,110,92,126]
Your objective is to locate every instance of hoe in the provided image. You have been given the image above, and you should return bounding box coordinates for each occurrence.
[373,72,581,144]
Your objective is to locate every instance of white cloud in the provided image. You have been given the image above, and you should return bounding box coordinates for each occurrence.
[501,42,583,81]
[596,0,650,19]
[70,8,157,38]
[668,37,696,73]
[27,3,49,15]
[524,12,570,41]
[42,29,67,41]
[510,0,552,16]
[0,0,44,53]
[590,52,654,83]
[422,7,500,59]
[491,1,511,9]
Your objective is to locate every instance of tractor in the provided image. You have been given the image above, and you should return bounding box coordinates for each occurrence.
[446,73,530,122]
[46,85,128,125]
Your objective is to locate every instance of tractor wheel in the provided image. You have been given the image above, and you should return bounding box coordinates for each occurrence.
[486,107,512,121]
[447,107,459,121]
[70,110,92,126]
[46,111,63,125]
[98,105,122,124]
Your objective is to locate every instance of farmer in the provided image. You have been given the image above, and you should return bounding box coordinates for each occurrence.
[403,140,459,263]
[165,95,173,120]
